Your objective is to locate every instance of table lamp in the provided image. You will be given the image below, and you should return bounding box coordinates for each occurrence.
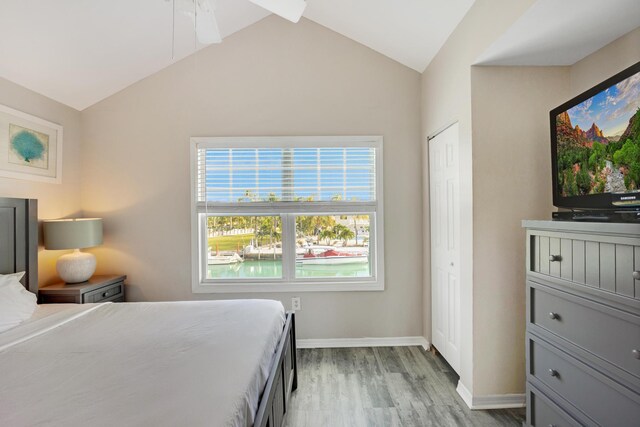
[43,218,103,283]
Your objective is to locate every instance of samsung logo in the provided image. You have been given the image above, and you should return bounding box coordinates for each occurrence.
[620,196,637,200]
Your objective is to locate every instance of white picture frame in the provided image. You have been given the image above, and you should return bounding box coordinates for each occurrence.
[0,104,63,184]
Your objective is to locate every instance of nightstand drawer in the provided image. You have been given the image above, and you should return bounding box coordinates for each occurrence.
[529,282,640,380]
[529,335,640,427]
[83,283,124,303]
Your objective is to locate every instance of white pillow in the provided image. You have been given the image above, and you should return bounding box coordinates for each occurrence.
[0,275,37,333]
[0,271,26,281]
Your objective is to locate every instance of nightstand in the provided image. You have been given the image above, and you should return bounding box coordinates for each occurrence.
[39,275,126,304]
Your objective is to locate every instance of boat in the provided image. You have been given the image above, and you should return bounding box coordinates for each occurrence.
[296,247,368,265]
[208,252,243,265]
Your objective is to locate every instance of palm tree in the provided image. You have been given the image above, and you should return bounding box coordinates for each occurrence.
[256,221,274,248]
[296,216,314,238]
[238,191,260,241]
[266,192,280,202]
[238,190,256,203]
[319,228,335,245]
[351,214,368,246]
[332,224,354,246]
[296,215,337,243]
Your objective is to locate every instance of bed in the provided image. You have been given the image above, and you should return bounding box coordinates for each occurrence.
[0,197,297,427]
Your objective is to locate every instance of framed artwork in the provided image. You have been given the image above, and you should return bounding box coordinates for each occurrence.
[0,104,63,184]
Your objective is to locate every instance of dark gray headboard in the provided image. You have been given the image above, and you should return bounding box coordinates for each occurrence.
[0,198,38,293]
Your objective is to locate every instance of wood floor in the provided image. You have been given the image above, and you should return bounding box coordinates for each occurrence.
[284,346,525,427]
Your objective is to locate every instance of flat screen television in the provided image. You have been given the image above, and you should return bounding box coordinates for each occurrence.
[551,60,640,211]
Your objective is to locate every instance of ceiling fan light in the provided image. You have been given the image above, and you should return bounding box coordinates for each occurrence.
[249,0,307,23]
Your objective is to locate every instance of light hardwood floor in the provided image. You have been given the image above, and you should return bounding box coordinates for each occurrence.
[284,346,525,427]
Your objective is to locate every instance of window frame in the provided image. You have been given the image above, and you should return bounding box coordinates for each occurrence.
[190,136,384,293]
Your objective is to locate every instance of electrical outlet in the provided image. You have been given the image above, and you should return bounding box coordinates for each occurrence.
[291,297,301,311]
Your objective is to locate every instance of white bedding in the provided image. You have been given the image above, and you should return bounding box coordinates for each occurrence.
[0,300,285,427]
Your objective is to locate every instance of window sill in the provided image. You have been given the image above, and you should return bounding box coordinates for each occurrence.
[192,280,384,293]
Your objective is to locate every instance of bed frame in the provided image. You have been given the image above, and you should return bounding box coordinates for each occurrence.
[256,310,298,427]
[0,197,38,293]
[0,196,297,427]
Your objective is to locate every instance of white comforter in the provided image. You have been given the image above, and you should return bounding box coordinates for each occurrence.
[0,300,285,427]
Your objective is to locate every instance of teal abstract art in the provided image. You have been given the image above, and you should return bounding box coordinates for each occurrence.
[0,105,60,183]
[11,130,44,162]
[8,124,49,169]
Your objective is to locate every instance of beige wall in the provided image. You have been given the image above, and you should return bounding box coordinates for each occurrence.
[468,27,640,397]
[468,26,640,396]
[470,66,569,395]
[80,17,423,340]
[422,3,639,399]
[420,0,536,395]
[570,27,640,96]
[0,77,83,286]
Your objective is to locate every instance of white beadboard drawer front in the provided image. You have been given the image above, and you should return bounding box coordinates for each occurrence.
[527,385,585,427]
[528,230,640,300]
[528,334,640,427]
[528,282,640,383]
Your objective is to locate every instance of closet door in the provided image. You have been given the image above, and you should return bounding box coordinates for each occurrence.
[429,123,461,373]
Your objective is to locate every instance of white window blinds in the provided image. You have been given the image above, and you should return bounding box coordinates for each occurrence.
[195,146,377,204]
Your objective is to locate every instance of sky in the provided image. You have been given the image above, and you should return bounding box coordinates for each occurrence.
[566,70,640,137]
[204,147,375,202]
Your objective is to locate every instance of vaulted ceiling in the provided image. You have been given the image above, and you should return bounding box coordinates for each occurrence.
[0,0,474,110]
[476,0,640,66]
[0,1,638,111]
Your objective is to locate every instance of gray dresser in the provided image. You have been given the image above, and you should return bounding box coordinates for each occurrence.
[523,220,640,427]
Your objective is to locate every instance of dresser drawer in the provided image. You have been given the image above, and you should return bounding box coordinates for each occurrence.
[83,283,124,303]
[529,232,640,299]
[529,335,640,426]
[528,385,583,427]
[529,283,640,381]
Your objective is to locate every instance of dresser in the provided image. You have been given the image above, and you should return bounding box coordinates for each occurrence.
[523,221,640,427]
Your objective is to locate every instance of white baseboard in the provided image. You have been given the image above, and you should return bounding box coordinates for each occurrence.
[456,381,526,410]
[456,381,474,408]
[297,336,430,351]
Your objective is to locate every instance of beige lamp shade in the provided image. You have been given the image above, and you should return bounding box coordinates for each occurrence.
[43,218,103,250]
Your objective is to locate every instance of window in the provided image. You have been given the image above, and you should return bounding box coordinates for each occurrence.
[191,136,383,292]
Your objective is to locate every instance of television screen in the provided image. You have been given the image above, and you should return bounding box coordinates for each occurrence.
[552,61,640,209]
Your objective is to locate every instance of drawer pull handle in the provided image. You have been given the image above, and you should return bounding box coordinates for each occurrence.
[102,292,108,297]
[633,271,640,280]
[633,349,640,360]
[548,312,559,320]
[548,369,559,377]
[549,255,561,262]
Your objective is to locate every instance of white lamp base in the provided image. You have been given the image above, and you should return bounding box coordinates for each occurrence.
[57,249,96,283]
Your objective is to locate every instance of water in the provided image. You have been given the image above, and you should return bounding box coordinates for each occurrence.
[207,260,371,280]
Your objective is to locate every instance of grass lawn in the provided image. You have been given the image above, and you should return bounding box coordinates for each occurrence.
[208,234,254,252]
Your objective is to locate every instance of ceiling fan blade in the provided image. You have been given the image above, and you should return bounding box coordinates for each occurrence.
[196,0,221,44]
[249,0,307,23]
